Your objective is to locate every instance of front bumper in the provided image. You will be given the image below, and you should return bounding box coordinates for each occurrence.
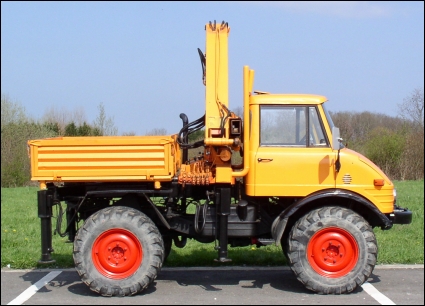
[390,205,413,225]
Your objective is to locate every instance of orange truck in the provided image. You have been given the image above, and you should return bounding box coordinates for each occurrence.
[28,20,412,296]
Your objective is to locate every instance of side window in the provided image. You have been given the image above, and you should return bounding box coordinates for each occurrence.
[260,105,328,147]
[260,106,306,146]
[309,107,328,146]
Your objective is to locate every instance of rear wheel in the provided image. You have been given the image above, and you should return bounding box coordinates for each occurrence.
[73,206,164,296]
[286,206,377,294]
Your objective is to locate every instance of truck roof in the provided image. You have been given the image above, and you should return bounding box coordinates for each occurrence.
[250,93,328,105]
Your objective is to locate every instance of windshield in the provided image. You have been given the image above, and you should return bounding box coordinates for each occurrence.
[323,104,346,149]
[323,104,335,130]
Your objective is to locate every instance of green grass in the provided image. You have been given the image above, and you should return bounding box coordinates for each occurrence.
[1,181,423,269]
[373,180,424,264]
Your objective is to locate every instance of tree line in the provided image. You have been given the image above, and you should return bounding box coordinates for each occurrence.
[1,88,423,187]
[1,96,118,187]
[331,88,423,181]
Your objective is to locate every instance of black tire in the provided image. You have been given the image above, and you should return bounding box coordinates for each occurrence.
[286,206,377,294]
[73,206,164,296]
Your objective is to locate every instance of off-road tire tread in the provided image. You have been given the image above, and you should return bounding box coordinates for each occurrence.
[285,206,377,294]
[73,206,164,296]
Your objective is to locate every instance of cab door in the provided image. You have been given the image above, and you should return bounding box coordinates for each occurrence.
[253,105,335,197]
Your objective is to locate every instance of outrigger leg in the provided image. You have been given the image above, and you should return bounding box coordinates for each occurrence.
[37,189,56,264]
[215,187,232,262]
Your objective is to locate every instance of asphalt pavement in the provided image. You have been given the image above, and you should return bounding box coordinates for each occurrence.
[1,265,424,305]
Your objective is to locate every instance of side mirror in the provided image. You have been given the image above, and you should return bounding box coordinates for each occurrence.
[332,127,343,151]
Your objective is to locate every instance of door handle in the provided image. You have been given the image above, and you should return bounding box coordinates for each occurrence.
[257,158,273,162]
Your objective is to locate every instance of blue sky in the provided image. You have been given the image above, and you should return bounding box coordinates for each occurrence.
[1,1,424,135]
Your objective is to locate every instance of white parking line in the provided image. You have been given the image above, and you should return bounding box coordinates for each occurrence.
[7,271,62,305]
[362,281,396,305]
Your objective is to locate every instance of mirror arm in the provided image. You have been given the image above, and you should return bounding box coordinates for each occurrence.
[336,148,341,172]
[335,137,343,172]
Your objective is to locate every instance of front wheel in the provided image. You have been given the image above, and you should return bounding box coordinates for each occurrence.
[73,206,164,296]
[286,206,377,294]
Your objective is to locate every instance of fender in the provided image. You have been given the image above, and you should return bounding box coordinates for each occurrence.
[85,190,171,230]
[271,189,393,246]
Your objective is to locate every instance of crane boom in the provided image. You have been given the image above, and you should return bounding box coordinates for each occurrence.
[203,20,231,144]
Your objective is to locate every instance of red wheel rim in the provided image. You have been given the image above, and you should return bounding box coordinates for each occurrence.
[92,228,142,279]
[307,227,358,278]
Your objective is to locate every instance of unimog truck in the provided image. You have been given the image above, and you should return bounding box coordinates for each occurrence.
[28,20,412,296]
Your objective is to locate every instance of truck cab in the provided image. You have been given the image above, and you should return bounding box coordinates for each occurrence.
[245,92,395,216]
[246,93,335,196]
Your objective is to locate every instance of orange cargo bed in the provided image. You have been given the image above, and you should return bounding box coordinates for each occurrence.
[28,135,180,183]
